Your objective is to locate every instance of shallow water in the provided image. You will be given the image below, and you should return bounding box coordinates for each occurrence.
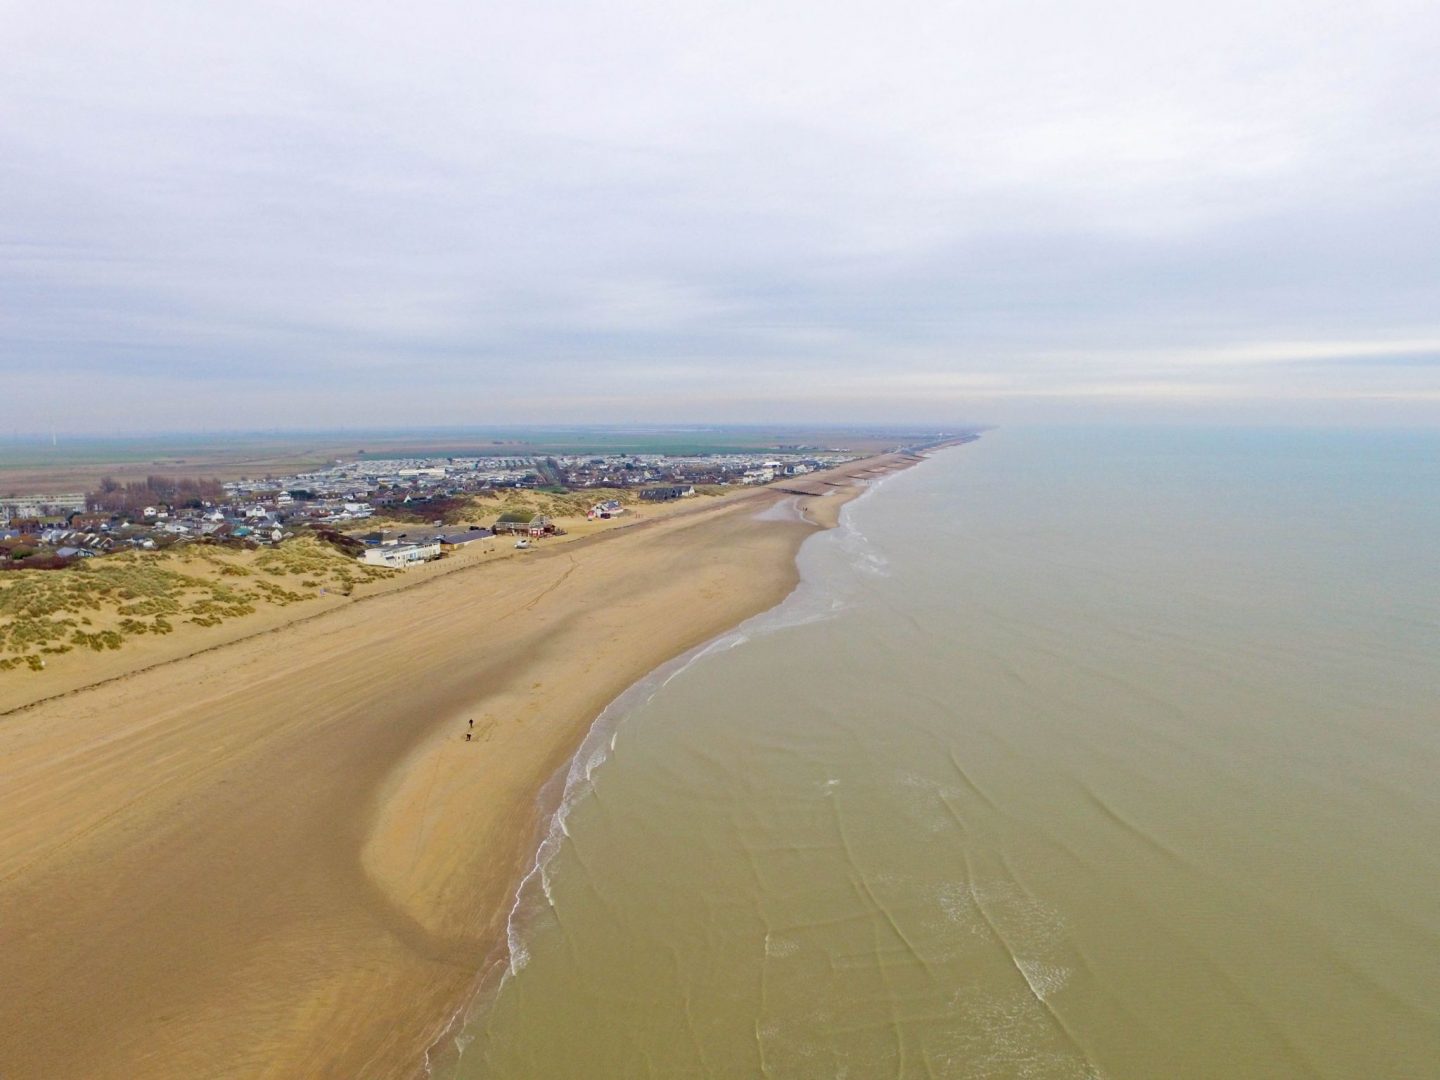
[434,427,1440,1079]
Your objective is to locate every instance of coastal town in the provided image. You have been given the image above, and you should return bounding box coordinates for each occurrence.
[0,446,888,570]
[0,435,971,678]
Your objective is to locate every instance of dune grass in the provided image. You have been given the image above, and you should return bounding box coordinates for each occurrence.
[0,538,395,673]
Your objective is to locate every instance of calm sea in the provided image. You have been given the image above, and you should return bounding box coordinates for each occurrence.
[433,427,1440,1079]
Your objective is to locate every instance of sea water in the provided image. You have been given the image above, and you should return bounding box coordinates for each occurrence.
[433,427,1440,1079]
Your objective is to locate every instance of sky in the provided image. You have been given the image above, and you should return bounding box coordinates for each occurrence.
[3,0,1439,433]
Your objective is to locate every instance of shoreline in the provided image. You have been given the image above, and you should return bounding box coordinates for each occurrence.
[424,472,883,1072]
[428,451,935,1074]
[0,444,958,1079]
[423,620,761,1076]
[375,454,928,1078]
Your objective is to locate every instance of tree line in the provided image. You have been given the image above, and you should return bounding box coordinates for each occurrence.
[89,475,226,514]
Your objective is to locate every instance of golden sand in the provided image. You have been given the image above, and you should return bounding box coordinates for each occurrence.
[0,453,925,1078]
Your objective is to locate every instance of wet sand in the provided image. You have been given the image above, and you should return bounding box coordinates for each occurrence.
[0,452,927,1079]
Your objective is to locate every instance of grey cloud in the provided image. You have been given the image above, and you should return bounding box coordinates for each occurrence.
[3,0,1440,430]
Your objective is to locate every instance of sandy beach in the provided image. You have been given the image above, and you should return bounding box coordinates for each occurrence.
[0,452,927,1079]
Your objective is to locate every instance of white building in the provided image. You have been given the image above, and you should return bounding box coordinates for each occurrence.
[0,492,87,520]
[360,541,441,568]
[586,499,626,519]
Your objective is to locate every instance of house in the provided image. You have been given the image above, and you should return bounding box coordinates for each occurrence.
[586,499,625,520]
[434,530,491,551]
[0,493,87,521]
[492,512,553,536]
[360,541,441,568]
[638,485,695,502]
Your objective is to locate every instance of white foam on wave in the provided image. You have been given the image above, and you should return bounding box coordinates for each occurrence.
[936,882,980,927]
[764,932,800,959]
[894,769,965,834]
[836,515,890,577]
[1015,958,1070,1002]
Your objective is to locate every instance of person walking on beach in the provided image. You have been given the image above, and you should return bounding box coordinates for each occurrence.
[468,718,474,729]
[465,732,471,742]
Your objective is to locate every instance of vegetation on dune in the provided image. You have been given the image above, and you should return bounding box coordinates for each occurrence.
[0,548,72,571]
[0,560,216,670]
[308,528,366,557]
[0,476,719,675]
[0,538,395,673]
[490,488,637,520]
[372,495,472,525]
[363,489,643,533]
[253,537,391,590]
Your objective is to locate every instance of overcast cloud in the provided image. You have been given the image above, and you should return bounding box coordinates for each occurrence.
[3,0,1439,431]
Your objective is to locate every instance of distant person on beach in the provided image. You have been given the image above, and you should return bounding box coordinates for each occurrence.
[469,718,474,728]
[465,733,471,742]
